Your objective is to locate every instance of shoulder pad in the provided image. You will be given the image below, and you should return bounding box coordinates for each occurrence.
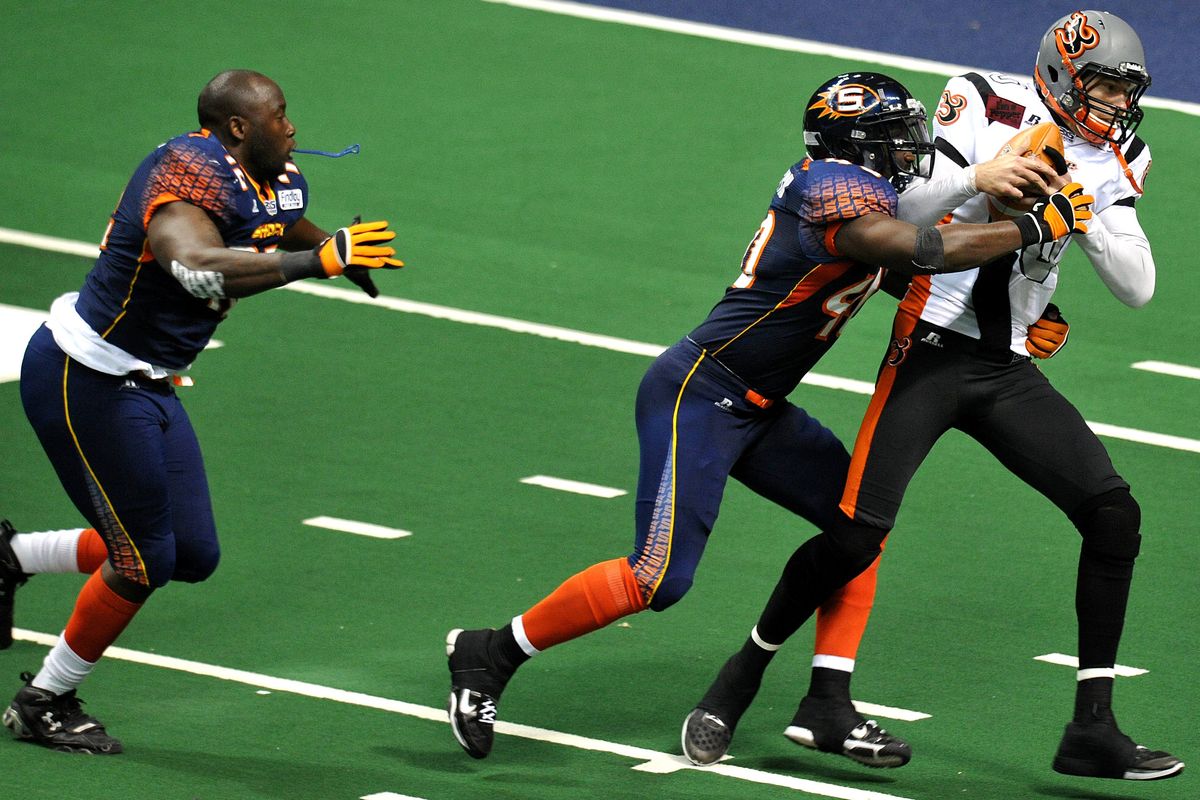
[801,160,897,224]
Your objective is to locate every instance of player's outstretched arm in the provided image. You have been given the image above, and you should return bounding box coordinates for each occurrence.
[147,201,403,300]
[837,183,1092,276]
[898,154,1062,228]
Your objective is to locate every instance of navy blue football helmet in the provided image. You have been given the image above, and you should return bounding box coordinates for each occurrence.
[803,72,936,190]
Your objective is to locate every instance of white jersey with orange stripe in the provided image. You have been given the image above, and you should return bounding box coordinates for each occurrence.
[897,71,1153,354]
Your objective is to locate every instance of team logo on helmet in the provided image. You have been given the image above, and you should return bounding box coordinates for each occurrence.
[809,84,882,119]
[1055,11,1100,59]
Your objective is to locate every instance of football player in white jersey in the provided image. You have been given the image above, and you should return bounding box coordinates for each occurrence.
[682,10,1182,782]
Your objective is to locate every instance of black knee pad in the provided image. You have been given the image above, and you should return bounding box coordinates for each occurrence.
[1070,488,1142,564]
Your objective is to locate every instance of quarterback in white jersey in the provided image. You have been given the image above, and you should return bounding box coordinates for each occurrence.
[681,10,1183,784]
[898,56,1154,352]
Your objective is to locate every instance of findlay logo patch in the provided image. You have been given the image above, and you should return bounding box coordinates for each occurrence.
[279,188,304,210]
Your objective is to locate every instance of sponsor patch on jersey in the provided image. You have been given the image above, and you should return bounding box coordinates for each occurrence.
[985,95,1025,128]
[279,188,304,210]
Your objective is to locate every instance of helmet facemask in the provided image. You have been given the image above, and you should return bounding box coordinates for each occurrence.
[1064,64,1149,145]
[853,107,937,191]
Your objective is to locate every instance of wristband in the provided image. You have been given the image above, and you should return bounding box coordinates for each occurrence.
[1013,214,1043,249]
[279,250,326,283]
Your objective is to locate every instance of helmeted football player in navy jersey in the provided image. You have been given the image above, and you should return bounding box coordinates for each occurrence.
[444,71,1085,763]
[684,12,1182,783]
[0,70,403,754]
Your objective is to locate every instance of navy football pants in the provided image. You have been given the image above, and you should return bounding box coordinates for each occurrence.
[629,338,849,610]
[20,325,219,588]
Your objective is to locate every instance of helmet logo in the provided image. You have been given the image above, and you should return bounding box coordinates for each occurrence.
[1055,11,1099,59]
[809,84,881,119]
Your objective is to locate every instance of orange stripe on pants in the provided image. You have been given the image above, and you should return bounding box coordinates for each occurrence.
[840,304,923,519]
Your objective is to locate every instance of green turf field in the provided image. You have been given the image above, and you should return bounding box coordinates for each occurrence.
[1,3,1197,799]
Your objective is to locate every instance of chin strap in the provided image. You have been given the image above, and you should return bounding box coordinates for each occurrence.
[1110,141,1144,195]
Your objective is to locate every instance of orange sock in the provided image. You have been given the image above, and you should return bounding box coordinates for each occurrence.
[813,537,888,660]
[75,529,108,573]
[520,558,646,651]
[63,570,144,662]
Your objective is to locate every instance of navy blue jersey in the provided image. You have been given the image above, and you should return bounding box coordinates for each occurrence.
[74,130,310,370]
[687,158,897,398]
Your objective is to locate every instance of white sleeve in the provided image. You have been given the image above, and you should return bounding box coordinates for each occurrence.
[897,164,978,226]
[1075,203,1155,308]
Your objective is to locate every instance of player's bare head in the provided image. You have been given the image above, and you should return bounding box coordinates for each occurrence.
[197,70,282,131]
[198,70,294,179]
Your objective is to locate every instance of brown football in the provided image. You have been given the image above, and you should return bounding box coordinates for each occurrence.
[987,121,1066,219]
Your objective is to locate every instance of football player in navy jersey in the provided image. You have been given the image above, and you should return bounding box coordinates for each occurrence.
[0,70,402,754]
[444,71,1086,762]
[683,12,1182,783]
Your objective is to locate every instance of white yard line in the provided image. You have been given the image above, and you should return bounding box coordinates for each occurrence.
[1131,360,1200,381]
[1,226,1196,454]
[1034,652,1149,677]
[302,516,412,539]
[520,475,628,498]
[11,628,914,800]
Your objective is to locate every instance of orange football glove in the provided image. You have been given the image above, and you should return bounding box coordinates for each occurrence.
[1017,183,1093,246]
[316,220,404,277]
[1026,303,1070,359]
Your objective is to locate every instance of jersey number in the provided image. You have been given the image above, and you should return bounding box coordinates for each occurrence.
[817,274,879,341]
[734,211,775,288]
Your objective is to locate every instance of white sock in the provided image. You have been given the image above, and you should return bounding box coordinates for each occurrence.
[9,528,86,574]
[511,615,540,657]
[812,654,856,672]
[32,635,96,695]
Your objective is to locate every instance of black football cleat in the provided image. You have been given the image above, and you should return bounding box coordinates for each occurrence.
[2,672,122,754]
[681,648,769,765]
[784,695,911,768]
[446,628,515,759]
[0,520,29,650]
[682,707,735,765]
[1053,720,1183,781]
